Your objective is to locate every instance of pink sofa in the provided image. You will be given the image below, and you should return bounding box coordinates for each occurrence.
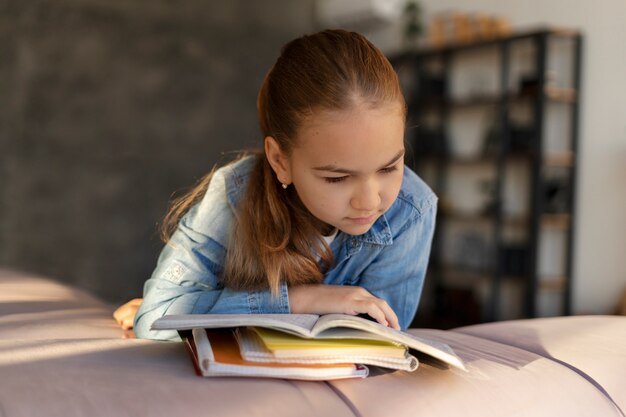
[1,268,625,417]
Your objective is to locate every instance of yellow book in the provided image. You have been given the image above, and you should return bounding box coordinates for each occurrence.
[251,327,408,359]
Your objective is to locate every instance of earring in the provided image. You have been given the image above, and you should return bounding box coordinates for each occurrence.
[282,183,288,189]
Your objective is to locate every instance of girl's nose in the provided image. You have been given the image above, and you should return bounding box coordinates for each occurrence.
[351,179,381,212]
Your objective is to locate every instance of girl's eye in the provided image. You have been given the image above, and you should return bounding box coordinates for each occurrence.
[324,176,348,184]
[380,166,398,174]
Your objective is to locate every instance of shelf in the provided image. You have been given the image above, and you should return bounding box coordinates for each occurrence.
[441,266,491,282]
[539,276,567,291]
[414,86,577,110]
[544,151,575,167]
[541,213,571,229]
[394,27,581,324]
[442,210,493,222]
[416,151,575,169]
[437,265,527,288]
[544,86,577,103]
[414,94,501,109]
[440,155,499,165]
[442,211,570,229]
[442,210,528,227]
[415,151,533,165]
[394,27,581,59]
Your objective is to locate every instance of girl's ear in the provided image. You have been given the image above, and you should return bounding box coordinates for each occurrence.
[264,136,292,185]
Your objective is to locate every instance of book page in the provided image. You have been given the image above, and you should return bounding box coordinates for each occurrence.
[153,313,322,336]
[312,314,466,371]
[312,314,395,337]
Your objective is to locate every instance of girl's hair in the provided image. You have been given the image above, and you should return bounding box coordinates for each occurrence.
[160,29,406,294]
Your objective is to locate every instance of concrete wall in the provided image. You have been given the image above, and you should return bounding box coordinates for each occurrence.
[0,0,315,302]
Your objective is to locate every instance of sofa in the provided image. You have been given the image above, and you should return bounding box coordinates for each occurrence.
[1,268,625,417]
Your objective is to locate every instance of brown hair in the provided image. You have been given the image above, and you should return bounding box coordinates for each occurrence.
[161,29,406,295]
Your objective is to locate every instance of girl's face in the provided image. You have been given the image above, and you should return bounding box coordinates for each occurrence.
[285,102,405,236]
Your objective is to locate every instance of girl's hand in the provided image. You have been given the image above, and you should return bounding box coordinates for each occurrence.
[288,285,400,330]
[113,298,143,330]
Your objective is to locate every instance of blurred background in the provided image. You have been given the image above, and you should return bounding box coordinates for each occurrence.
[1,0,625,328]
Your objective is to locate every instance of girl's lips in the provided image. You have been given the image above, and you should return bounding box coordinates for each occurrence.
[347,214,377,225]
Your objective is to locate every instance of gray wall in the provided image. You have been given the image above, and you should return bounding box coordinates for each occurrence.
[0,0,315,303]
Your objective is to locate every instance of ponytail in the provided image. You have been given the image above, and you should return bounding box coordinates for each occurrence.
[222,154,333,294]
[159,166,218,243]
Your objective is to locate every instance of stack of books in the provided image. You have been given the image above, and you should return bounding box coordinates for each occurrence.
[152,313,465,381]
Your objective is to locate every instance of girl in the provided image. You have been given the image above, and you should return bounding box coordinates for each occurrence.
[124,29,437,340]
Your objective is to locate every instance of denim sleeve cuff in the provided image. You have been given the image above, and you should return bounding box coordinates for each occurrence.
[248,282,290,314]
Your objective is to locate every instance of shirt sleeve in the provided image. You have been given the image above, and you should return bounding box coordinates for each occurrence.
[133,166,290,341]
[354,197,437,330]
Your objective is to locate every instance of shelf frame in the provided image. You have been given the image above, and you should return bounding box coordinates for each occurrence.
[394,27,582,327]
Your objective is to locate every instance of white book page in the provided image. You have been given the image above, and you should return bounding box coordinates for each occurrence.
[153,314,321,336]
[313,314,466,371]
[191,327,214,374]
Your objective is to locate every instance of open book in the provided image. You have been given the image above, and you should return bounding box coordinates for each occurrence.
[153,313,466,372]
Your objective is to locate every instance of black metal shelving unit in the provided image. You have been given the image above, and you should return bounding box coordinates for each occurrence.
[392,28,583,329]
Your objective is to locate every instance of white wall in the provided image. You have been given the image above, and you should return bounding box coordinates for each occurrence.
[368,0,626,314]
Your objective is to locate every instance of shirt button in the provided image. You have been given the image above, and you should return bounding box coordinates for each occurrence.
[351,239,358,247]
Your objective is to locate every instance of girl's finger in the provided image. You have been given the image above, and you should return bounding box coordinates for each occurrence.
[357,302,388,327]
[376,299,400,330]
[122,316,134,330]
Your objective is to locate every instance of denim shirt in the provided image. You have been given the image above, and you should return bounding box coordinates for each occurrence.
[134,156,437,340]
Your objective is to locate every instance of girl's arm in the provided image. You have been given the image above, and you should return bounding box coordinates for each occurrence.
[133,168,289,341]
[288,197,436,331]
[134,235,290,342]
[113,298,142,330]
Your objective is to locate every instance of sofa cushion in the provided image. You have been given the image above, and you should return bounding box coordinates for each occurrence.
[2,269,625,417]
[0,269,123,340]
[457,315,626,414]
